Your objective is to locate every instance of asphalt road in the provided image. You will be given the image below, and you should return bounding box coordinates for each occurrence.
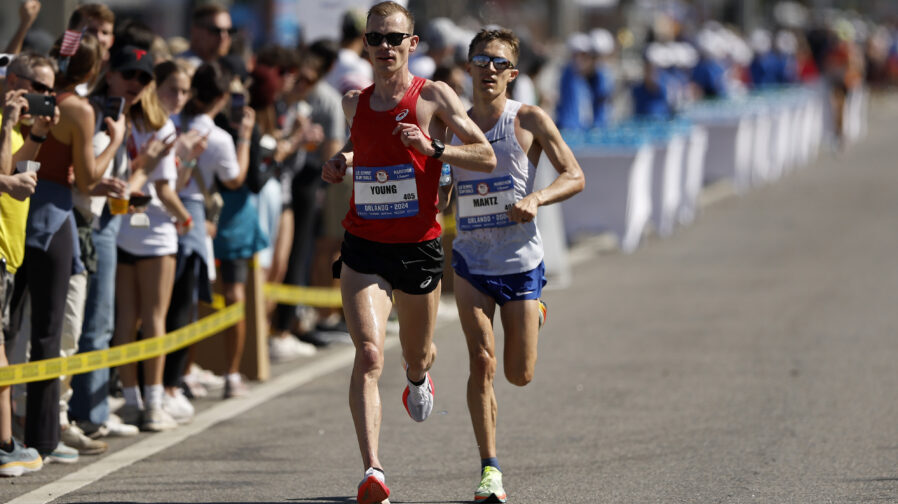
[4,94,898,504]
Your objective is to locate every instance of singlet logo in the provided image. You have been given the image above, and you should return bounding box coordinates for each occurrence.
[375,170,389,183]
[477,182,489,195]
[395,109,409,121]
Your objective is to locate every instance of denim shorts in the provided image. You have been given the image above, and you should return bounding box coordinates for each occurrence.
[452,251,546,306]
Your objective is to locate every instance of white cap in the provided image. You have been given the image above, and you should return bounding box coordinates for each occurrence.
[775,30,797,54]
[567,33,592,54]
[646,42,672,68]
[750,29,772,53]
[590,28,615,55]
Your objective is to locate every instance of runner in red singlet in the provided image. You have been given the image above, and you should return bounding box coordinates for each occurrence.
[321,3,495,503]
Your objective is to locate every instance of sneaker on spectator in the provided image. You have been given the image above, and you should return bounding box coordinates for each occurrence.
[41,442,79,464]
[187,364,226,390]
[107,395,125,413]
[60,425,108,455]
[116,403,144,427]
[80,414,140,439]
[269,334,317,362]
[142,405,178,432]
[0,439,43,477]
[162,389,194,424]
[181,375,208,399]
[223,374,249,399]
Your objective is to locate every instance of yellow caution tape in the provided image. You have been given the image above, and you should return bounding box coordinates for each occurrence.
[210,284,342,310]
[0,302,244,387]
[0,283,343,387]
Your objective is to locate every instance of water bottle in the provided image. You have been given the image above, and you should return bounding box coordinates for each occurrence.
[439,163,452,187]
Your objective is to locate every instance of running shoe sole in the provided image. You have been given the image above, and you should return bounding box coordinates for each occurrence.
[357,474,390,504]
[0,458,43,477]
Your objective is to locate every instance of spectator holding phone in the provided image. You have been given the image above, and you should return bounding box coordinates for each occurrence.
[11,33,122,463]
[176,61,258,398]
[104,46,193,432]
[0,51,57,477]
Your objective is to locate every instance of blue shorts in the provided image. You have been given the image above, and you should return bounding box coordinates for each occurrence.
[452,252,546,306]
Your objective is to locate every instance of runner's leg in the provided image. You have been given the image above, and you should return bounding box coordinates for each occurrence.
[499,299,540,387]
[394,283,441,383]
[454,273,498,460]
[341,264,393,471]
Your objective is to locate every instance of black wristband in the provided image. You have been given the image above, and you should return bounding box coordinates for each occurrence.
[29,132,47,144]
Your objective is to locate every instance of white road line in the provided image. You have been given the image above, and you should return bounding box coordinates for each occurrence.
[8,339,396,504]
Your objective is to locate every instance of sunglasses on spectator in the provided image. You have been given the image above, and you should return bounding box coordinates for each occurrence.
[364,32,411,47]
[470,54,515,71]
[202,24,237,36]
[18,75,53,94]
[121,69,153,86]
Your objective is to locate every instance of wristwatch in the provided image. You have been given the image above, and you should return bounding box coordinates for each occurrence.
[430,138,444,159]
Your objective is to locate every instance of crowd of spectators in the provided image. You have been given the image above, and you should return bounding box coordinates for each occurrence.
[0,0,896,477]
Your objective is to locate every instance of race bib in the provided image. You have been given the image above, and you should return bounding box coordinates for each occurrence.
[456,175,516,230]
[354,163,419,219]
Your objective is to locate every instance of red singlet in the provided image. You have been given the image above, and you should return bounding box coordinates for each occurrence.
[344,76,441,244]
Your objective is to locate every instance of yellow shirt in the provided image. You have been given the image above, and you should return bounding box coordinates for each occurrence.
[0,111,30,274]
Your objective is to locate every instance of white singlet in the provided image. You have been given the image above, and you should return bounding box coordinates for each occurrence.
[450,99,543,276]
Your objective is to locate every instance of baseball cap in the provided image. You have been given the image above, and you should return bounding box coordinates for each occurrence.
[109,46,155,76]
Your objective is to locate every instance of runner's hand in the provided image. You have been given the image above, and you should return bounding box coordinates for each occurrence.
[507,193,540,223]
[393,122,433,156]
[322,152,349,183]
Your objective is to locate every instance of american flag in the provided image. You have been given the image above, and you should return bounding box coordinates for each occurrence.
[59,29,83,57]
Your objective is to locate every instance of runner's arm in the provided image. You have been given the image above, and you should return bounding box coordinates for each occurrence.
[507,105,585,223]
[430,81,495,173]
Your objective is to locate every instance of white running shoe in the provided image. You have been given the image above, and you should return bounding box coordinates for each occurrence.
[269,335,316,363]
[402,372,435,422]
[142,405,178,432]
[162,389,195,424]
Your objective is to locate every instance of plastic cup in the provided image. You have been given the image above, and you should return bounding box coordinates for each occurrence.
[109,196,129,215]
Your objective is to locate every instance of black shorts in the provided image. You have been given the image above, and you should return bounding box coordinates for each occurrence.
[219,258,248,284]
[1,259,12,341]
[117,247,163,265]
[333,231,443,295]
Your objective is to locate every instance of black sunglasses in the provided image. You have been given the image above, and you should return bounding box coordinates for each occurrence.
[470,54,515,71]
[121,69,153,86]
[18,75,53,94]
[364,32,411,47]
[202,24,237,36]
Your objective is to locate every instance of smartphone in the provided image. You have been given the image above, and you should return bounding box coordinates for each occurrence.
[100,96,125,131]
[230,93,245,122]
[128,194,152,207]
[24,93,55,117]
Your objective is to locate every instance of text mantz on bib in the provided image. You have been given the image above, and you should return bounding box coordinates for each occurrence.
[456,174,516,230]
[354,163,419,219]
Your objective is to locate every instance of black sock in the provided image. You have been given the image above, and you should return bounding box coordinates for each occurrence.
[0,439,14,453]
[408,375,425,387]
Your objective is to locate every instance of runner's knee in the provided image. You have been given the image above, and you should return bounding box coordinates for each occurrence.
[504,363,533,387]
[355,341,384,375]
[469,348,496,380]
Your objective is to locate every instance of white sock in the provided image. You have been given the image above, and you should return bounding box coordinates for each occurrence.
[143,384,164,409]
[227,372,241,384]
[123,386,143,409]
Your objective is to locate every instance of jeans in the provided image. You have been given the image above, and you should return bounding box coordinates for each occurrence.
[69,213,121,425]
